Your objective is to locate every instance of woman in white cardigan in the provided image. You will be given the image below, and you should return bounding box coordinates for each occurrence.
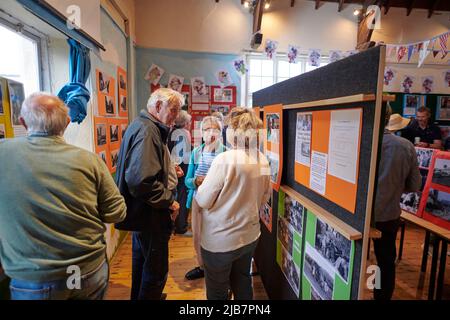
[195,107,272,300]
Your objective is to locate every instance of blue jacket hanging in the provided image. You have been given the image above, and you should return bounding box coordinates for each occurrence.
[57,39,91,124]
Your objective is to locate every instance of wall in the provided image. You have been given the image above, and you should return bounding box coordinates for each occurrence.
[135,47,242,113]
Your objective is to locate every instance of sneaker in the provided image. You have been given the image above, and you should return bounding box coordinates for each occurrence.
[185,267,204,280]
[179,231,193,237]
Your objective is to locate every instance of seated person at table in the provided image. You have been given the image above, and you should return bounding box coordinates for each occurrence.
[401,106,442,149]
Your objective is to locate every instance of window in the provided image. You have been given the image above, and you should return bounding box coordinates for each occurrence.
[246,54,329,107]
[0,21,42,96]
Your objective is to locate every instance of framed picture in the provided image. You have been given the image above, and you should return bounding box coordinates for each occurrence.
[210,85,236,105]
[436,96,450,121]
[403,94,426,118]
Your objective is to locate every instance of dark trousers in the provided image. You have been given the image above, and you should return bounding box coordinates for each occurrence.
[201,239,258,300]
[373,218,400,301]
[131,231,170,300]
[174,178,189,234]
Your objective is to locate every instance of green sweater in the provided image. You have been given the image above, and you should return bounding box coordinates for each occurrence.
[0,135,127,281]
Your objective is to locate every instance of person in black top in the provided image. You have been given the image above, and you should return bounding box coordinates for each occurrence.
[401,106,442,149]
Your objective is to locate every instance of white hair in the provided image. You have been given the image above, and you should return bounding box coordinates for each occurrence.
[20,92,69,136]
[200,116,223,132]
[175,110,192,127]
[147,88,185,110]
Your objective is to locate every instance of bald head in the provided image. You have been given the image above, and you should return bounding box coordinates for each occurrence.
[20,93,70,136]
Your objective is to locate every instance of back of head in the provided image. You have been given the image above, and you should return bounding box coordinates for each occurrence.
[21,92,69,136]
[174,110,192,128]
[147,88,185,111]
[210,111,224,124]
[226,107,263,150]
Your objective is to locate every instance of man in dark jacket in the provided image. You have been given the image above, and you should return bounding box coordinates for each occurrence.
[115,88,183,300]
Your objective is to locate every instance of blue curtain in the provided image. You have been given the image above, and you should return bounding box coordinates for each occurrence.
[57,39,91,124]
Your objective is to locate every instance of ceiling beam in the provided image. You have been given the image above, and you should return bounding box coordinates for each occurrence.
[315,0,320,10]
[406,0,416,16]
[291,0,295,7]
[428,0,441,18]
[338,0,345,12]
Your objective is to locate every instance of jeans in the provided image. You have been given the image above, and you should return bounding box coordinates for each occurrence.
[201,239,258,300]
[9,260,109,300]
[174,177,189,234]
[373,218,401,301]
[131,231,170,300]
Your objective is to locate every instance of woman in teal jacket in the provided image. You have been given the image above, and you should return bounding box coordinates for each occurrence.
[184,116,226,280]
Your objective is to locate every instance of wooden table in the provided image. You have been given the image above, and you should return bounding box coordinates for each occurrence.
[400,211,450,300]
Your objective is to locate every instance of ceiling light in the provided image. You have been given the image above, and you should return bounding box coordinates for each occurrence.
[265,1,270,9]
[244,1,250,8]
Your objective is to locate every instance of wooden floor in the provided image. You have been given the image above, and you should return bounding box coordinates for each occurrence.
[106,222,449,300]
[105,233,268,300]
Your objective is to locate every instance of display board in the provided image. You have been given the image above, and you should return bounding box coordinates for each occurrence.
[253,46,387,300]
[264,104,284,191]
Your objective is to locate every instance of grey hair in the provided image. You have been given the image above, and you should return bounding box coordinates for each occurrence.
[210,111,224,123]
[200,116,223,132]
[147,88,185,110]
[174,110,192,127]
[20,92,69,136]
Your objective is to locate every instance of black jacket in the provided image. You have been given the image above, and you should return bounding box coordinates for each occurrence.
[115,110,174,233]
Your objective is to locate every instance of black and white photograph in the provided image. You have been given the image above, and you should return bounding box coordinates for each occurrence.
[121,124,128,139]
[99,71,111,94]
[266,113,280,144]
[278,216,294,254]
[120,95,127,112]
[416,147,433,169]
[110,124,119,143]
[310,285,323,300]
[96,124,107,146]
[425,188,450,222]
[432,158,450,187]
[280,243,300,296]
[303,247,334,300]
[98,151,107,165]
[283,194,304,234]
[105,96,115,114]
[111,150,119,169]
[295,112,312,166]
[267,151,279,183]
[8,81,25,126]
[0,124,5,139]
[259,195,272,231]
[119,74,126,91]
[400,192,421,214]
[436,96,450,121]
[315,218,351,282]
[181,91,190,111]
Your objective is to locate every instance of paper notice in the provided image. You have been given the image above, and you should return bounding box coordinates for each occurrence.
[310,151,328,195]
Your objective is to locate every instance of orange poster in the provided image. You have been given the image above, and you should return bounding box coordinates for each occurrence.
[94,116,110,168]
[117,67,128,118]
[263,104,283,192]
[294,108,362,213]
[96,69,116,116]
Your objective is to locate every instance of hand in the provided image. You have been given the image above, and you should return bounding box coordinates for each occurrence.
[175,165,184,178]
[195,176,205,187]
[170,201,180,222]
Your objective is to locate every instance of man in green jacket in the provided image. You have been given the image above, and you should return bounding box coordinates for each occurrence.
[0,93,127,300]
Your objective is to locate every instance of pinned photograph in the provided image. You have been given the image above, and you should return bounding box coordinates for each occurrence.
[110,124,119,143]
[98,151,107,165]
[216,70,232,87]
[111,149,119,169]
[0,124,5,139]
[168,74,184,92]
[303,245,334,300]
[432,158,450,187]
[181,91,190,111]
[310,286,323,300]
[266,113,280,144]
[329,50,342,64]
[233,59,248,76]
[287,45,299,64]
[295,112,312,166]
[267,151,280,183]
[444,70,450,88]
[280,243,300,296]
[264,39,278,59]
[278,216,294,253]
[105,96,115,114]
[403,94,425,117]
[425,188,450,222]
[210,105,230,116]
[416,147,434,169]
[145,64,164,86]
[308,49,321,67]
[98,72,111,94]
[383,67,395,86]
[120,95,127,112]
[283,194,304,234]
[259,195,272,232]
[213,88,233,103]
[8,81,25,126]
[421,76,434,94]
[119,73,126,91]
[436,96,450,120]
[315,218,351,283]
[96,123,107,146]
[400,192,421,214]
[401,75,414,93]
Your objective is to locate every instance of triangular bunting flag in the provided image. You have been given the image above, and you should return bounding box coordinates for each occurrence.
[386,45,394,57]
[397,46,407,62]
[407,45,414,61]
[418,40,430,68]
[433,50,440,58]
[439,32,449,56]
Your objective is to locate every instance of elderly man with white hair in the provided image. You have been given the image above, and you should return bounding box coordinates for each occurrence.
[115,88,183,300]
[0,92,127,300]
